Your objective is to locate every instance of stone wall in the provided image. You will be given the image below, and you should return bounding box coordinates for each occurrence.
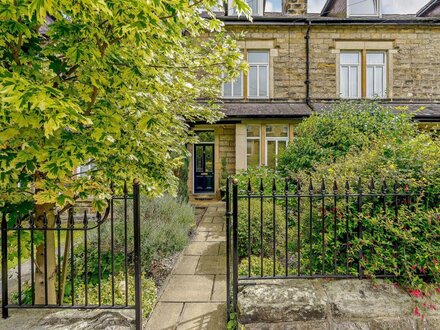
[217,125,236,194]
[238,279,440,329]
[226,24,440,101]
[284,0,307,15]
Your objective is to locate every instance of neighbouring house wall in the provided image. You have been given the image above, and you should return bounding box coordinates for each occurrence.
[226,24,440,102]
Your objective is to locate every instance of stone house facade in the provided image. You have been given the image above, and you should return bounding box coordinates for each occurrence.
[188,0,440,199]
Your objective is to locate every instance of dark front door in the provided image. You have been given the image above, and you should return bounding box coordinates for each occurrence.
[194,144,215,193]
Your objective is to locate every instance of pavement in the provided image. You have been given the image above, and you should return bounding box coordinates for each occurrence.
[145,203,227,330]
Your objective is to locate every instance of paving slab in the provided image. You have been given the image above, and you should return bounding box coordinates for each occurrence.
[144,302,183,330]
[172,256,200,275]
[160,275,214,302]
[196,256,226,275]
[211,275,226,302]
[184,242,221,256]
[146,203,227,329]
[206,231,226,242]
[197,222,224,232]
[177,303,226,330]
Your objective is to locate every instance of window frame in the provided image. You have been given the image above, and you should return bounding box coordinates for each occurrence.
[229,0,264,16]
[339,50,388,99]
[246,125,261,168]
[222,72,244,99]
[366,51,387,99]
[264,125,289,168]
[339,51,362,99]
[247,50,270,99]
[347,0,381,17]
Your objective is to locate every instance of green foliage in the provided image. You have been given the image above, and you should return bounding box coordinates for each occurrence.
[234,166,279,194]
[67,272,157,317]
[279,101,416,176]
[238,256,285,277]
[356,206,440,289]
[176,156,189,203]
[0,0,250,208]
[303,133,440,195]
[237,199,287,260]
[90,195,196,270]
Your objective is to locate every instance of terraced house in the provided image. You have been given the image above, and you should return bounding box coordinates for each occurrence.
[189,0,440,199]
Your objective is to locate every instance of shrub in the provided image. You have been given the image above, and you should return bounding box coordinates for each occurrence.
[88,194,195,271]
[238,256,285,277]
[237,199,287,260]
[279,101,416,175]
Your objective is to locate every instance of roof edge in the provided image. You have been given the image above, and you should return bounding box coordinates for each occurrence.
[320,0,335,17]
[417,0,439,17]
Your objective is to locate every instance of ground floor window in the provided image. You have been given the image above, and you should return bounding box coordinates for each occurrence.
[246,124,289,169]
[246,125,260,167]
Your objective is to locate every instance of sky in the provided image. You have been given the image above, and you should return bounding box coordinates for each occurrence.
[308,0,432,14]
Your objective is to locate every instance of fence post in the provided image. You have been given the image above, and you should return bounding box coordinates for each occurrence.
[133,181,142,330]
[232,178,239,316]
[2,213,9,319]
[225,177,231,320]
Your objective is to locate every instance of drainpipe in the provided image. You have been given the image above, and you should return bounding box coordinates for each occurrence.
[305,20,313,111]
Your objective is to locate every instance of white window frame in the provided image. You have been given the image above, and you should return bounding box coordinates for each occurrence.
[366,51,387,99]
[229,0,264,16]
[247,50,270,99]
[76,162,94,178]
[265,138,288,168]
[340,51,361,99]
[222,72,244,99]
[246,125,261,168]
[347,0,381,17]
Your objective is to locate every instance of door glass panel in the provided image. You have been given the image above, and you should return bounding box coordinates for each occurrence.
[195,145,204,172]
[267,141,276,168]
[205,146,213,172]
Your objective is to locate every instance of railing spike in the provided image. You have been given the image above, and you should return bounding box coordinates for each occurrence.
[110,181,115,195]
[333,179,338,192]
[321,178,326,193]
[382,180,388,193]
[247,178,251,194]
[272,178,277,194]
[55,212,61,227]
[358,177,362,193]
[297,179,301,193]
[369,178,375,192]
[15,211,21,227]
[83,210,88,226]
[259,178,264,194]
[345,180,350,192]
[42,212,48,227]
[393,180,399,192]
[123,180,128,195]
[284,178,289,194]
[309,177,313,192]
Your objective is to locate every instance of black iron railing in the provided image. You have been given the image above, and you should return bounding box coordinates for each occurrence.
[225,177,439,316]
[1,182,143,329]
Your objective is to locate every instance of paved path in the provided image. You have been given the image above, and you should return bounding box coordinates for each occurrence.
[145,203,227,330]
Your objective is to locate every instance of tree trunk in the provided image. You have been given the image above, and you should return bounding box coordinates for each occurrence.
[35,203,57,305]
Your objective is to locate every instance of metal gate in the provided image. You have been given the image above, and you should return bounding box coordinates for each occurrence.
[1,182,143,329]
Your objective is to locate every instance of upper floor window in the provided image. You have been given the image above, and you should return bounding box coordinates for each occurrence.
[223,73,243,98]
[222,50,270,99]
[347,0,381,17]
[229,0,281,16]
[248,50,269,98]
[340,50,387,99]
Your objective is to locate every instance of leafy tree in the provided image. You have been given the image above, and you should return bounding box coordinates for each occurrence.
[0,0,250,303]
